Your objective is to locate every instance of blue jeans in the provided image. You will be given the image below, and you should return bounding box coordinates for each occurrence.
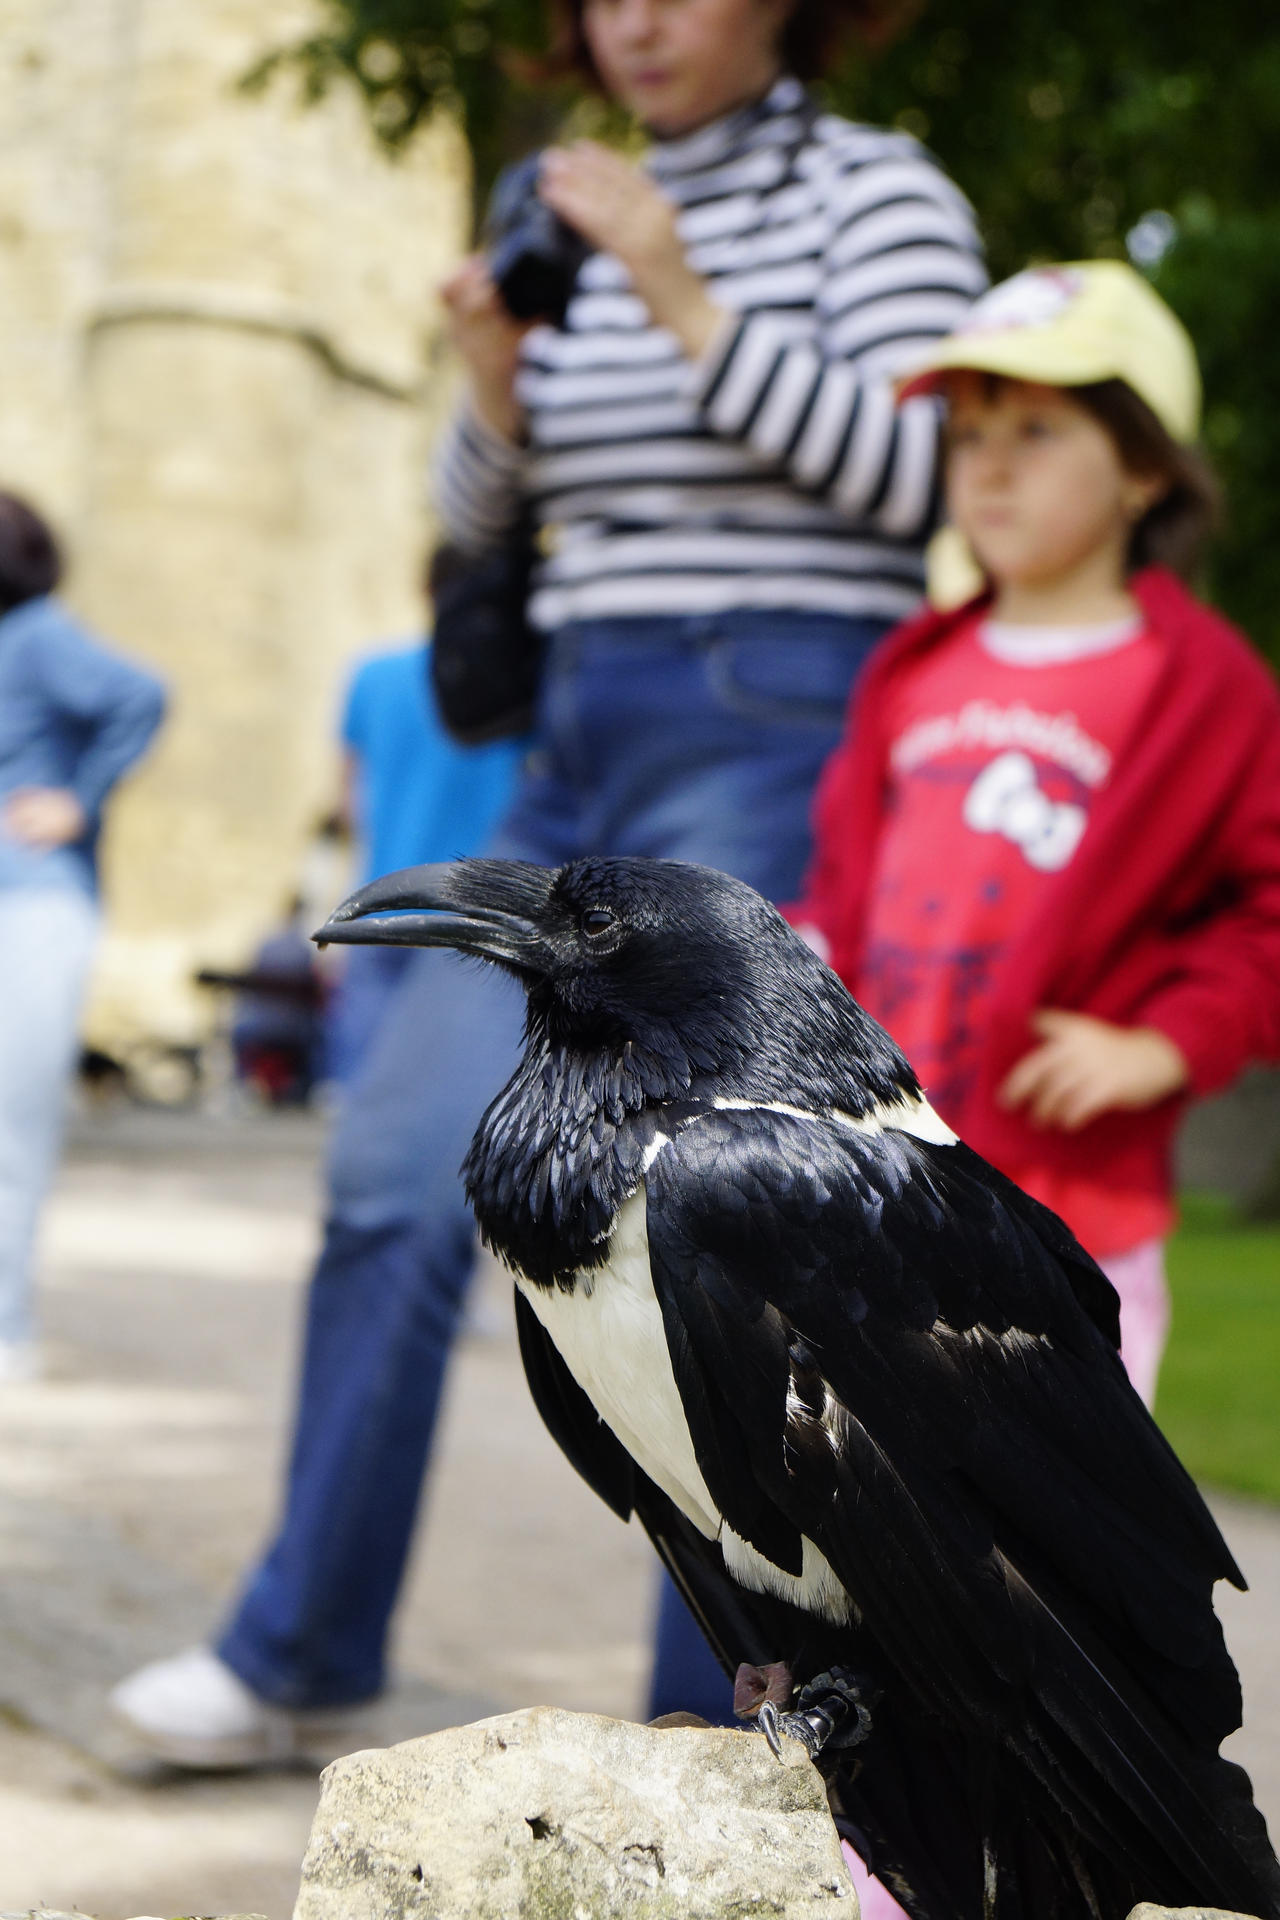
[0,886,97,1347]
[219,610,887,1708]
[323,946,417,1086]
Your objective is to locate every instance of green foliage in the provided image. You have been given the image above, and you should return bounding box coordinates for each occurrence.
[243,0,563,198]
[833,7,1280,661]
[250,1,1280,662]
[1157,1195,1280,1504]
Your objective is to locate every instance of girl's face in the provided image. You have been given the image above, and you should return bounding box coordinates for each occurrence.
[581,0,794,135]
[945,375,1164,593]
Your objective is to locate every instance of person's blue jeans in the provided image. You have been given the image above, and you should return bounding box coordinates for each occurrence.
[218,610,888,1709]
[323,945,417,1086]
[0,885,97,1348]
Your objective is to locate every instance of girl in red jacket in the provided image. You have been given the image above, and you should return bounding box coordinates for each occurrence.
[796,262,1280,1419]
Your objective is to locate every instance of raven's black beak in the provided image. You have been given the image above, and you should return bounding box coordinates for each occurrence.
[313,860,556,972]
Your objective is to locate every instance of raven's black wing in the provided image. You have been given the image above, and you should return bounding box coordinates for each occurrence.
[642,1107,1280,1920]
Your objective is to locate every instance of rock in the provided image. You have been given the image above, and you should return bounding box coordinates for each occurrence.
[1128,1907,1265,1918]
[294,1705,857,1919]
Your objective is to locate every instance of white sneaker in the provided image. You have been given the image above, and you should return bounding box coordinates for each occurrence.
[110,1646,368,1769]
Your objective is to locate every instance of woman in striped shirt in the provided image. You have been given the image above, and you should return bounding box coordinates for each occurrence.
[440,1,982,1900]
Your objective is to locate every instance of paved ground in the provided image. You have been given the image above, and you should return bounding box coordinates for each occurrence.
[0,1103,1277,1918]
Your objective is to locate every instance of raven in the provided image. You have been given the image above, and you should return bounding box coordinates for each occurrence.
[317,854,1280,1920]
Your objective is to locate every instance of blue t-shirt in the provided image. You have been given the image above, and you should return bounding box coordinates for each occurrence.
[341,642,522,883]
[0,595,167,895]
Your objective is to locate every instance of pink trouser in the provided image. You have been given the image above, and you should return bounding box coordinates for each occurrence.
[839,1239,1170,1915]
[1101,1236,1171,1411]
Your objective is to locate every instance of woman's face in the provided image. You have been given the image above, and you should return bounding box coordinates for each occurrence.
[581,0,794,135]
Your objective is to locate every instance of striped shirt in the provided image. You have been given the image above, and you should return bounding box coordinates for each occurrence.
[437,76,986,631]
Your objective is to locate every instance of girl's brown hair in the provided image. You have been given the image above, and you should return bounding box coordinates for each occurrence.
[549,0,913,89]
[1072,379,1220,581]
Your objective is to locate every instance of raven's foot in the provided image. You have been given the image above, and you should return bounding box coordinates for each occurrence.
[756,1667,876,1761]
[734,1660,793,1719]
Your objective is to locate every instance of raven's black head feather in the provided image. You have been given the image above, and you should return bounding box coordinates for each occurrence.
[317,854,917,1116]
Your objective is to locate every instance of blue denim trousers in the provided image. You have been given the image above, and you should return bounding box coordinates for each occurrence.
[219,610,887,1708]
[323,945,417,1086]
[0,885,97,1347]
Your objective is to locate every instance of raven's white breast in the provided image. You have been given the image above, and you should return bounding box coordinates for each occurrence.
[514,1182,854,1626]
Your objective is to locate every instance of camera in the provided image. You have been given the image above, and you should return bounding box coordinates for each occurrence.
[486,153,591,329]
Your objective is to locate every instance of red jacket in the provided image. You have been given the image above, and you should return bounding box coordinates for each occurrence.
[796,567,1280,1201]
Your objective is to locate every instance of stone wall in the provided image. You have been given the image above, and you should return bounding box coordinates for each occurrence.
[0,0,468,1053]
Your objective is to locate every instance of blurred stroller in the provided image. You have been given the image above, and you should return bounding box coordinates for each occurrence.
[198,898,325,1107]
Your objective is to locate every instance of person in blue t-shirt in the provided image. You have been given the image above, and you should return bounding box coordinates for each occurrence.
[326,638,522,1081]
[0,492,165,1381]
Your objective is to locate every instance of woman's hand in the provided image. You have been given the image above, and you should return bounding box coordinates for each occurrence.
[539,142,725,359]
[3,786,87,850]
[440,255,531,442]
[997,1010,1190,1132]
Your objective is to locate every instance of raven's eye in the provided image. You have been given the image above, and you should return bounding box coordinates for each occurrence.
[580,907,616,939]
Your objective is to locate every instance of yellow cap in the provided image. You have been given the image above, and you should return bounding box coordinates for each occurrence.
[898,261,1201,443]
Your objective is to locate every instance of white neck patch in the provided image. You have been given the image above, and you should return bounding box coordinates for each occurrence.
[711,1093,958,1146]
